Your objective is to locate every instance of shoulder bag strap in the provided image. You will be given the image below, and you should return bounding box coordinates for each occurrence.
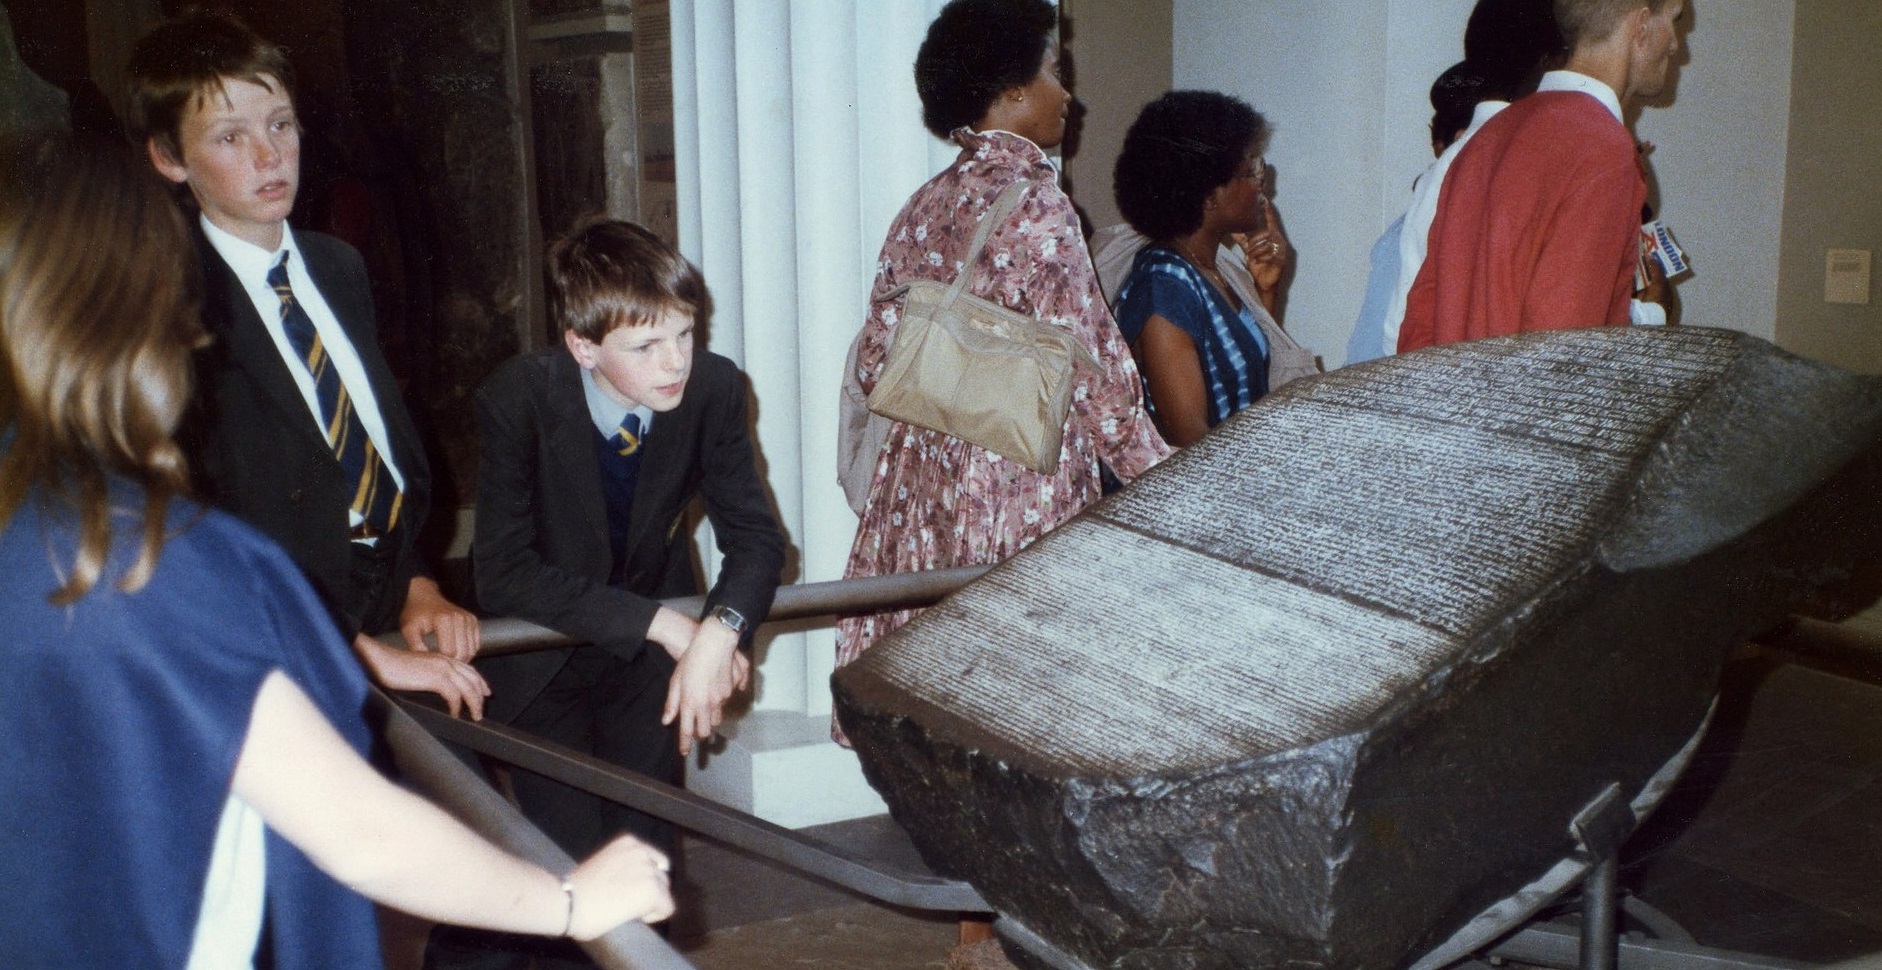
[940,179,1031,307]
[870,179,1033,306]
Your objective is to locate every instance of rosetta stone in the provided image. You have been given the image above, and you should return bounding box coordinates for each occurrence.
[833,327,1882,970]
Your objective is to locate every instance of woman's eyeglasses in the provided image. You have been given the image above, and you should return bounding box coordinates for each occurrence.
[1236,158,1273,197]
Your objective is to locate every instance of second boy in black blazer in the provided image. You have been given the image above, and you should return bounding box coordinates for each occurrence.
[470,219,785,864]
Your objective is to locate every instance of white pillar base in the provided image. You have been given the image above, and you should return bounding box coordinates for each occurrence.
[686,710,887,829]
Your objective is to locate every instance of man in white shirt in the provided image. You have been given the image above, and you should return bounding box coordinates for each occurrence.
[1399,0,1686,351]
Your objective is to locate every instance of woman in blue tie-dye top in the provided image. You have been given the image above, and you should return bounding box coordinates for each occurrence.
[1113,90,1294,447]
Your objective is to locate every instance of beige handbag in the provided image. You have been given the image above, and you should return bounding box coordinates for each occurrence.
[865,181,1095,475]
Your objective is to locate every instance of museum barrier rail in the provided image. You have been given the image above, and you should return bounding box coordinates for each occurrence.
[376,690,694,970]
[376,566,989,970]
[379,571,1882,970]
[448,564,994,659]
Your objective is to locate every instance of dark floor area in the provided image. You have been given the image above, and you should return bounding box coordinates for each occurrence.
[663,646,1882,968]
[669,814,967,968]
[1621,651,1882,964]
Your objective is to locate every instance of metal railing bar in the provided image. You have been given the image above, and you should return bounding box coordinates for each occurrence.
[375,689,698,970]
[1752,616,1882,685]
[394,565,993,658]
[675,564,993,624]
[395,695,992,914]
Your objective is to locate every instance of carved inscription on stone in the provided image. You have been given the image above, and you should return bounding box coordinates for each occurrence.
[837,328,1882,970]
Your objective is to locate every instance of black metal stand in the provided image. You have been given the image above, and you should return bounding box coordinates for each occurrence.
[1582,854,1621,970]
[1572,782,1630,970]
[1477,779,1814,970]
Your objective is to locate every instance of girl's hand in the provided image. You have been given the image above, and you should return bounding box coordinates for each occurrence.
[566,835,676,938]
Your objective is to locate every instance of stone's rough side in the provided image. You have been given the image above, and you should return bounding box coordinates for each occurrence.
[833,328,1882,970]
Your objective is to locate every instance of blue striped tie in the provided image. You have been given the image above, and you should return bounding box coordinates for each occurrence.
[269,253,403,538]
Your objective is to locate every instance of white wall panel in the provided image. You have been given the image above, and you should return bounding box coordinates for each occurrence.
[1172,0,1797,364]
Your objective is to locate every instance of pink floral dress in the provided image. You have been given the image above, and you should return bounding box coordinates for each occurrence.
[835,129,1170,703]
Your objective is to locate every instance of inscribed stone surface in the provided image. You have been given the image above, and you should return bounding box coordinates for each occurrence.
[835,327,1882,970]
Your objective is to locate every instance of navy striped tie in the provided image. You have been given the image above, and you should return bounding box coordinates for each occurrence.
[269,253,403,538]
[616,412,643,457]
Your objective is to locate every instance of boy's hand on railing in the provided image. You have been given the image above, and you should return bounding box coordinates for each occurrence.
[662,620,743,755]
[646,605,700,662]
[731,647,752,693]
[353,632,490,720]
[399,576,482,661]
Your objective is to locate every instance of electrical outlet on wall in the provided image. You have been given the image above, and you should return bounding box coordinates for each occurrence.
[1826,249,1872,305]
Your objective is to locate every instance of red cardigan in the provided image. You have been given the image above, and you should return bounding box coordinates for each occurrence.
[1399,91,1644,352]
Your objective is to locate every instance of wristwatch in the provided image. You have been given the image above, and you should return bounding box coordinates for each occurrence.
[707,604,749,637]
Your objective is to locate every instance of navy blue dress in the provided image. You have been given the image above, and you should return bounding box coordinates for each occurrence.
[0,481,383,969]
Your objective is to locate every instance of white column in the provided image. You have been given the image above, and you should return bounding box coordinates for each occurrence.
[787,0,863,720]
[670,0,950,828]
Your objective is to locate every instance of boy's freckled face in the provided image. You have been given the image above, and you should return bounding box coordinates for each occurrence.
[566,308,694,412]
[149,76,299,251]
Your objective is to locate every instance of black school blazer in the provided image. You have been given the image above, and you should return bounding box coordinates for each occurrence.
[181,229,432,639]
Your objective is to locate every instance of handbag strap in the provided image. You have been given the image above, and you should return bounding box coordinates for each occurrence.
[940,179,1031,307]
[868,179,1032,306]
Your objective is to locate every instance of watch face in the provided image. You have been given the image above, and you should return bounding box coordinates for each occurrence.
[713,606,747,633]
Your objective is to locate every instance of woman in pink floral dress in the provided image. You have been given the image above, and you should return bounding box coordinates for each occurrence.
[835,0,1170,732]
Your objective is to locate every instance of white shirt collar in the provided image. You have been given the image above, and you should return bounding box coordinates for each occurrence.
[199,214,301,281]
[1468,99,1509,132]
[581,366,654,440]
[1537,70,1625,124]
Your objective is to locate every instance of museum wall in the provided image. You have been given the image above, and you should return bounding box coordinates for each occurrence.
[1775,0,1882,374]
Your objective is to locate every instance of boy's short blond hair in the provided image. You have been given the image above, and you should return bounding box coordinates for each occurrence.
[1553,0,1673,49]
[547,218,707,343]
[124,10,295,165]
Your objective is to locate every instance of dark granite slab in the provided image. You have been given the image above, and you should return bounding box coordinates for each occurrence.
[834,328,1882,970]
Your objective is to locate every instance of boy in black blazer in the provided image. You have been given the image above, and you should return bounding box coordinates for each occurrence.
[126,12,487,716]
[470,218,785,863]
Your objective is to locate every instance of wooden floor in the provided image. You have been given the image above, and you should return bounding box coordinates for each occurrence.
[669,647,1882,968]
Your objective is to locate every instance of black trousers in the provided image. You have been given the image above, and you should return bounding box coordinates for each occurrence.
[507,644,680,856]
